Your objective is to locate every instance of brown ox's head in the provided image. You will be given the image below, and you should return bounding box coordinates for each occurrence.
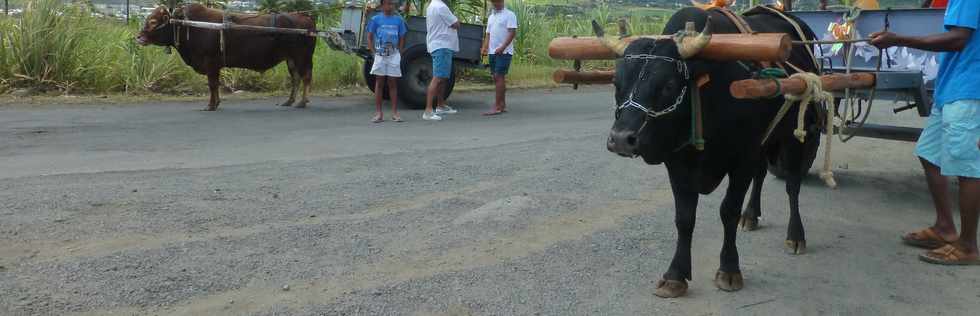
[136,6,175,46]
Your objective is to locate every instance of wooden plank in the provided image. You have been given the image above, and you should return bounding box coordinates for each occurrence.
[171,19,318,37]
[553,69,615,85]
[729,73,877,99]
[548,33,792,62]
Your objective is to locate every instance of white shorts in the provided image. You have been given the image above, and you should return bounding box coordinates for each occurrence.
[370,52,402,78]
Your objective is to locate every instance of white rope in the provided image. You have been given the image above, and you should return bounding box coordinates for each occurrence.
[759,72,837,189]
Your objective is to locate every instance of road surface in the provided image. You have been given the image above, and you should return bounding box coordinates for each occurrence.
[1,88,978,315]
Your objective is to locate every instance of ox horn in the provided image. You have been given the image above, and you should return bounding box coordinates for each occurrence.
[592,20,626,57]
[675,17,713,59]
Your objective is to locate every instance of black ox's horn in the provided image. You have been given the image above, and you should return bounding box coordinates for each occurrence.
[592,20,627,57]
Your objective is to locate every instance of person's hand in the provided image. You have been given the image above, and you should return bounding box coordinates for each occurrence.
[494,47,505,55]
[869,31,900,49]
[481,46,488,56]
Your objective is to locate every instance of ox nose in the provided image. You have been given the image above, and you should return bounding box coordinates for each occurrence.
[607,130,639,157]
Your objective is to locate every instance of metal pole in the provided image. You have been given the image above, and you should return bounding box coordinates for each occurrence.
[4,0,9,17]
[126,0,130,23]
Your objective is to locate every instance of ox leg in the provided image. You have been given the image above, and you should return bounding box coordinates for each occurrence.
[296,69,311,109]
[781,144,808,255]
[295,54,313,109]
[740,160,766,231]
[716,172,752,292]
[205,68,221,111]
[656,182,698,298]
[280,60,298,107]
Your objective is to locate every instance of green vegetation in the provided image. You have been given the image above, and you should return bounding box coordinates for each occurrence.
[0,0,665,97]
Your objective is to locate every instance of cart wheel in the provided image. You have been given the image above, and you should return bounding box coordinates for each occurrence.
[398,45,456,110]
[363,57,391,100]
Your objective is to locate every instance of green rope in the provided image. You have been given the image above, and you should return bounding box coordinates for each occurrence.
[756,68,788,99]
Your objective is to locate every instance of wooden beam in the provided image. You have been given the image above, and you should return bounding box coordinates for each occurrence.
[553,69,615,85]
[171,19,319,37]
[729,73,877,99]
[548,33,792,62]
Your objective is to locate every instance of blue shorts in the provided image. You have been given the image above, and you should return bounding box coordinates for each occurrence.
[915,100,980,178]
[431,48,454,79]
[489,54,512,76]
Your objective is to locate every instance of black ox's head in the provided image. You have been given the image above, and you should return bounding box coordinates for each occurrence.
[136,6,176,46]
[598,18,711,165]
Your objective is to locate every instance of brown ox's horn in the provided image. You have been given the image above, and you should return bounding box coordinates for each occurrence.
[592,20,626,57]
[676,17,713,59]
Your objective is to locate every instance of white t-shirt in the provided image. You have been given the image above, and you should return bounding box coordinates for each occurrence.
[425,0,459,53]
[486,8,518,55]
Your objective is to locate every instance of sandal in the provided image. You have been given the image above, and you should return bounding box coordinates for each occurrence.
[901,227,956,249]
[391,115,403,122]
[482,110,504,116]
[371,114,384,123]
[919,244,980,266]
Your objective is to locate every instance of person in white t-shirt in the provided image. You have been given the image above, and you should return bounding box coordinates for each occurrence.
[423,0,460,121]
[480,0,517,116]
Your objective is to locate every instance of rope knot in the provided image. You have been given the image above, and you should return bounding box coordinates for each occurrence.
[784,72,832,143]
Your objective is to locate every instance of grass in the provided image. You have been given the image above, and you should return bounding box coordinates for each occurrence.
[0,0,668,99]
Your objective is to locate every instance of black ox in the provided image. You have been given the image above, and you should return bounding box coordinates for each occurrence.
[600,7,821,298]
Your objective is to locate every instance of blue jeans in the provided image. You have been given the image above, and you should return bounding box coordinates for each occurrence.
[916,100,980,178]
[489,54,512,76]
[431,48,454,79]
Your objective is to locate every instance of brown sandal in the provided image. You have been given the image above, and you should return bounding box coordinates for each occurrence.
[901,227,956,249]
[919,244,980,266]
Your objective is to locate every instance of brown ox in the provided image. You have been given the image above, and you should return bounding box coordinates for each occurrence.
[137,4,316,111]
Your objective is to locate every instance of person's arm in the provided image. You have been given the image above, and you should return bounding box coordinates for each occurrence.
[870,27,973,52]
[494,14,518,55]
[442,7,460,29]
[495,29,516,55]
[398,20,407,52]
[366,19,376,54]
[482,33,490,56]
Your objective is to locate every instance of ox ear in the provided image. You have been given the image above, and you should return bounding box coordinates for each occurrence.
[592,20,626,57]
[675,17,713,59]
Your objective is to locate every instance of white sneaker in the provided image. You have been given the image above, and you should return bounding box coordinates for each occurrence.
[434,105,458,115]
[422,112,443,121]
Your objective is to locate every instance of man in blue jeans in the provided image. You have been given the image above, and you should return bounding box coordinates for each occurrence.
[423,0,460,121]
[481,0,517,116]
[871,0,980,265]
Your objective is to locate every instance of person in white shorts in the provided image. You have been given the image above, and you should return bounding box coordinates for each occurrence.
[367,0,408,123]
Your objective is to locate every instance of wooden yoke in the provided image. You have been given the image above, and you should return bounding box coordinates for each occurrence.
[553,69,615,85]
[548,33,793,62]
[729,73,877,99]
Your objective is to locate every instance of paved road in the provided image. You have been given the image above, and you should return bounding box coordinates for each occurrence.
[1,89,978,316]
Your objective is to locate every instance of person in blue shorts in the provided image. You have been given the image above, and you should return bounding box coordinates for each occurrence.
[366,0,407,123]
[480,0,517,116]
[423,0,460,121]
[871,0,980,265]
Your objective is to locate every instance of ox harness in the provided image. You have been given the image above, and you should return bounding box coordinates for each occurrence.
[619,47,707,153]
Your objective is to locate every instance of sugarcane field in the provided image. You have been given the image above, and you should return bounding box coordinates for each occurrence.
[2,0,980,315]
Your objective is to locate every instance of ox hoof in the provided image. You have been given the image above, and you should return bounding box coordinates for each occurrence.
[785,240,807,255]
[714,271,744,292]
[279,101,294,107]
[739,216,760,231]
[294,101,308,109]
[654,279,688,298]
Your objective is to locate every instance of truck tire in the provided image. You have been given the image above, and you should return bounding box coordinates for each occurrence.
[363,57,390,100]
[398,45,455,109]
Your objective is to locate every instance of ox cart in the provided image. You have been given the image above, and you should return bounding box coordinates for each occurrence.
[324,4,486,109]
[792,7,945,142]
